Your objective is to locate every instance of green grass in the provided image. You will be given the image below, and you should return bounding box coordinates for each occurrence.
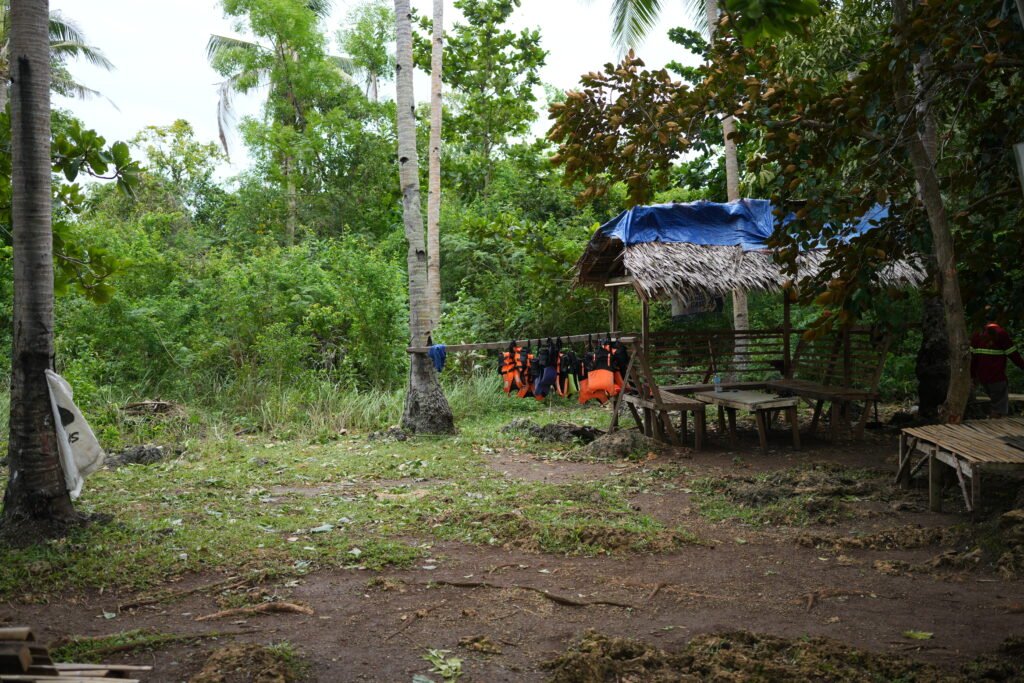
[0,394,701,600]
[51,629,207,663]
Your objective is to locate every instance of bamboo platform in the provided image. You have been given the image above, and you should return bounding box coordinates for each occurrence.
[896,417,1024,513]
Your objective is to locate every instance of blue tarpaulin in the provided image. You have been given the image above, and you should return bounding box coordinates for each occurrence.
[599,200,888,250]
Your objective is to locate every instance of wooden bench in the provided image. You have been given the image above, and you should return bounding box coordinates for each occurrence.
[897,417,1024,513]
[767,326,891,439]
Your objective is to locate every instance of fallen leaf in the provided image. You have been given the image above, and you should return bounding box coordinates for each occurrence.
[903,630,934,640]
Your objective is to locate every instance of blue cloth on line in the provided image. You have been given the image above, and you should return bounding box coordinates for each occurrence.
[428,344,447,372]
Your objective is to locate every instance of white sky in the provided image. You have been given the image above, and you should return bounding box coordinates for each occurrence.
[51,0,696,174]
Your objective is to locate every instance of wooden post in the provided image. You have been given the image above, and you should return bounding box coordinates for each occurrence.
[782,288,792,378]
[694,406,706,451]
[609,286,619,333]
[842,326,852,387]
[971,466,982,515]
[929,447,942,512]
[641,298,650,361]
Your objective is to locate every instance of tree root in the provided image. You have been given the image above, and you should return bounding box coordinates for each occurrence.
[425,580,636,609]
[194,601,313,622]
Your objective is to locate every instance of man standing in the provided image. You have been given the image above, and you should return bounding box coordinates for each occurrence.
[971,321,1024,417]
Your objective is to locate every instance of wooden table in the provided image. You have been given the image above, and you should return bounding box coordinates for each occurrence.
[695,390,801,453]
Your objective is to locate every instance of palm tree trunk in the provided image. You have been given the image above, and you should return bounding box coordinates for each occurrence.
[2,0,77,526]
[425,0,443,328]
[394,0,454,434]
[706,0,749,371]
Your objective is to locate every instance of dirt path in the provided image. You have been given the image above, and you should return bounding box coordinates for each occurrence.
[5,430,1024,682]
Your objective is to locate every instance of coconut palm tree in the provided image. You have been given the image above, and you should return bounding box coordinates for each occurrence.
[0,3,113,110]
[394,0,454,434]
[2,0,77,526]
[426,0,443,327]
[609,0,748,361]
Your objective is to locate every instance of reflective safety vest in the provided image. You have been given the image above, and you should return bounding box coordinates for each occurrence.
[971,323,1024,384]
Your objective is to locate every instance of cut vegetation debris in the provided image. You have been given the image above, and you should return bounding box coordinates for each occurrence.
[500,418,604,444]
[694,463,895,526]
[189,643,305,683]
[543,630,1024,682]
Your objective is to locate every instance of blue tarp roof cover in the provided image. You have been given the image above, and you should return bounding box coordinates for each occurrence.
[599,199,888,251]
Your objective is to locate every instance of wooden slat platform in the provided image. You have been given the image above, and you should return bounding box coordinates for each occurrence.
[0,626,150,681]
[903,418,1024,464]
[897,417,1024,513]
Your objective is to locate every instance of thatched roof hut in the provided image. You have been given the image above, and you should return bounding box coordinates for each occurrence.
[575,200,927,306]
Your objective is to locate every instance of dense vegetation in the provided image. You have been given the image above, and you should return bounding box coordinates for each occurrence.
[0,0,1020,449]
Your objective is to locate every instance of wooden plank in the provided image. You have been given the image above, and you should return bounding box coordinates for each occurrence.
[787,405,801,450]
[622,395,702,411]
[1,678,139,683]
[693,391,799,412]
[0,631,32,643]
[52,664,153,672]
[407,332,636,354]
[0,644,32,673]
[754,410,769,453]
[694,406,706,451]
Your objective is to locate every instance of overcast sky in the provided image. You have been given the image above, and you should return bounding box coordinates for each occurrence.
[51,0,695,174]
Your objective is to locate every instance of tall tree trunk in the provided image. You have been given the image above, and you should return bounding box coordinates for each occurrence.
[893,0,970,422]
[285,155,297,245]
[394,0,454,434]
[2,0,77,526]
[707,0,749,371]
[425,0,443,328]
[916,291,949,420]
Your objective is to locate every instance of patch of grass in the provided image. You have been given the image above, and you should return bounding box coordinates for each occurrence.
[419,479,698,554]
[0,401,701,600]
[51,629,201,663]
[264,641,310,681]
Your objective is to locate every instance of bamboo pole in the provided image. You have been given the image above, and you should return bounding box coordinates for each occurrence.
[407,332,635,354]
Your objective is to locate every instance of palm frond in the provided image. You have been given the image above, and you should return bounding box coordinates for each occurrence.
[214,70,270,157]
[206,33,265,62]
[306,0,333,19]
[327,54,357,82]
[610,0,709,50]
[50,41,114,70]
[611,0,664,50]
[47,12,88,45]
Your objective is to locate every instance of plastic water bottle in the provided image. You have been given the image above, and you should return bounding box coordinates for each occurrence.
[713,373,722,393]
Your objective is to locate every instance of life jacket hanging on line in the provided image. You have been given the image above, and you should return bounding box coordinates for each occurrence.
[534,338,564,400]
[579,336,624,404]
[516,341,536,398]
[499,341,522,394]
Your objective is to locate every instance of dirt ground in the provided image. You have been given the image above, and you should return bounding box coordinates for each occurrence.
[5,424,1024,682]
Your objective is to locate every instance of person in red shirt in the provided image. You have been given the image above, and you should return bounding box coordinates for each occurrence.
[971,322,1024,417]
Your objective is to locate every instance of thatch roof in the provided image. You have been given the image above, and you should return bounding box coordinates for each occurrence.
[575,232,928,305]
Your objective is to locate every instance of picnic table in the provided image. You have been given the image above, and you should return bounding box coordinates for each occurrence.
[695,389,801,453]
